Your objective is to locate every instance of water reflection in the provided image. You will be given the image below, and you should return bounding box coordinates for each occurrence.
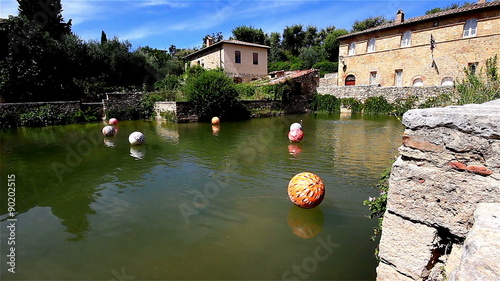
[103,137,116,148]
[287,205,324,239]
[212,125,221,136]
[155,121,179,143]
[130,146,146,159]
[288,143,303,157]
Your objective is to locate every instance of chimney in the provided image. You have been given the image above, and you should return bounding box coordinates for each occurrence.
[396,9,405,24]
[477,0,486,3]
[206,36,213,47]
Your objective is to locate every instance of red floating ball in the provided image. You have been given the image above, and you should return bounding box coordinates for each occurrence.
[109,118,118,125]
[288,172,325,209]
[288,128,304,143]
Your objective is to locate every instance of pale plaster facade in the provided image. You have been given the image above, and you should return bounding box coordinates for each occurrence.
[186,40,270,83]
[337,1,500,87]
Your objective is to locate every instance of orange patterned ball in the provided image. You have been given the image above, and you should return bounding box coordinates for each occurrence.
[287,172,325,209]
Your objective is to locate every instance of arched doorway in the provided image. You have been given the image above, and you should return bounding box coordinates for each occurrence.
[345,75,356,86]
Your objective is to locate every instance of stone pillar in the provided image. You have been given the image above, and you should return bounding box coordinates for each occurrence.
[376,100,500,280]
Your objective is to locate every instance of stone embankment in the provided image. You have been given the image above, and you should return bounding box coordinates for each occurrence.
[377,99,500,280]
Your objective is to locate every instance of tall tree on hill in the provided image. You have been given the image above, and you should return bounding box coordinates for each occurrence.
[231,25,266,45]
[283,24,306,56]
[17,0,71,39]
[351,16,390,33]
[323,29,349,61]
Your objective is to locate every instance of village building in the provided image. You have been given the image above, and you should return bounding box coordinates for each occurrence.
[185,38,270,83]
[337,0,500,87]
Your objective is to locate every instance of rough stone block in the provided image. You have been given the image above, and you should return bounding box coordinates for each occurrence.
[377,212,439,279]
[449,203,500,281]
[402,99,500,138]
[387,157,499,238]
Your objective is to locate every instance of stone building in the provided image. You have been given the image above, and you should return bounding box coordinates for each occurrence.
[337,0,500,87]
[185,38,270,83]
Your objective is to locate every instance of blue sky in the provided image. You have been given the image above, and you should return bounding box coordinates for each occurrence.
[1,0,467,50]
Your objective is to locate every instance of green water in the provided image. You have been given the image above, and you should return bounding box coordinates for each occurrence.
[0,114,404,280]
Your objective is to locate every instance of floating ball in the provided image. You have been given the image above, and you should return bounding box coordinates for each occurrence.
[102,125,116,137]
[128,131,145,146]
[109,118,118,125]
[211,116,220,125]
[288,128,304,143]
[288,172,325,209]
[290,122,302,131]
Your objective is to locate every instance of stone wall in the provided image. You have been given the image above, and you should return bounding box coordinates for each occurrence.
[317,85,456,103]
[103,92,144,120]
[377,99,500,280]
[0,101,81,128]
[154,100,284,122]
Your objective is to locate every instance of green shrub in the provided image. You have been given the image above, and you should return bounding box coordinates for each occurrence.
[420,93,454,109]
[310,93,340,113]
[363,96,393,114]
[140,93,166,119]
[19,105,78,126]
[392,95,418,115]
[340,98,363,113]
[235,84,257,99]
[456,55,500,105]
[363,166,391,242]
[184,70,246,121]
[312,61,338,77]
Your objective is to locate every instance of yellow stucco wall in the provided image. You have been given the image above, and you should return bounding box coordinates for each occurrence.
[338,8,500,86]
[188,42,268,82]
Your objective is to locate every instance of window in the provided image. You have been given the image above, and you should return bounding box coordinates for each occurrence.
[370,71,377,85]
[348,42,356,55]
[468,62,478,74]
[401,31,411,47]
[395,70,403,86]
[253,53,258,65]
[413,78,423,87]
[463,19,477,38]
[235,50,241,63]
[367,38,376,52]
[441,77,454,86]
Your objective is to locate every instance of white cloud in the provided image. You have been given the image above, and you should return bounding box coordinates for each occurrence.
[137,0,189,8]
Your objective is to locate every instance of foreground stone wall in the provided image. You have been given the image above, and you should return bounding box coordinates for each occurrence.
[377,100,500,280]
[317,85,456,103]
[103,93,144,119]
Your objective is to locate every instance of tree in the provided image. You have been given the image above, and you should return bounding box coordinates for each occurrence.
[283,24,305,56]
[231,25,266,45]
[303,25,318,48]
[184,69,244,120]
[425,2,474,15]
[100,30,107,45]
[17,0,71,39]
[351,16,390,33]
[202,32,223,47]
[323,29,348,61]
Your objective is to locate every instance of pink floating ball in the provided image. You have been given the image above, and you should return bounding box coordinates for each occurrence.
[211,116,220,125]
[288,129,304,143]
[129,131,145,146]
[102,125,116,137]
[109,118,118,125]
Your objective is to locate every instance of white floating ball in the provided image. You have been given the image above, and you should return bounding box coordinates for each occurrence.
[129,131,145,146]
[102,125,116,137]
[290,122,302,131]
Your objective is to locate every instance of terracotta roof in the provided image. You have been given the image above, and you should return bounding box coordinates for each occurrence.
[339,0,500,39]
[185,39,270,59]
[265,69,318,85]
